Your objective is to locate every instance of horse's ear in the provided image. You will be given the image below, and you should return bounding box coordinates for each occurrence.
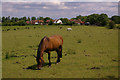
[33,55,37,58]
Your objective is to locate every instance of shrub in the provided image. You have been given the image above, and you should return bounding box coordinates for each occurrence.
[77,39,82,43]
[115,24,120,29]
[108,21,115,29]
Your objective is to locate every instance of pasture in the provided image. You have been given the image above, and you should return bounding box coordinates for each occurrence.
[2,25,118,78]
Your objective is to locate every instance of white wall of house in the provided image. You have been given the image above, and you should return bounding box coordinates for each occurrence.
[57,20,62,24]
[54,20,62,24]
[35,22,38,25]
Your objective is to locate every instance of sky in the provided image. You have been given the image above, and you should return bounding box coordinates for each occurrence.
[1,1,119,19]
[1,0,119,2]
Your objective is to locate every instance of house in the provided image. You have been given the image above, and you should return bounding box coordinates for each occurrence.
[69,19,84,25]
[45,20,51,25]
[38,20,44,25]
[26,21,30,24]
[54,19,62,24]
[35,22,38,25]
[69,19,76,22]
[34,20,38,25]
[26,20,44,25]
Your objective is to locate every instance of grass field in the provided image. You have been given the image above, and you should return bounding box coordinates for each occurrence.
[2,25,118,78]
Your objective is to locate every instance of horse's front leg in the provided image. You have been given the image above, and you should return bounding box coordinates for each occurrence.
[48,51,51,67]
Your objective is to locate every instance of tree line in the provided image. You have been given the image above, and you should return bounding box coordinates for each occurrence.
[1,13,120,28]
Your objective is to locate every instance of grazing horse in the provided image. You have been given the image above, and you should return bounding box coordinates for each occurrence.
[67,28,72,31]
[34,35,63,70]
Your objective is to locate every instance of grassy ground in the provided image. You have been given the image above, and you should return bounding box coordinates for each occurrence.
[2,25,118,78]
[0,27,2,79]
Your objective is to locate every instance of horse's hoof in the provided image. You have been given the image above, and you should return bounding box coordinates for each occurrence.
[48,66,51,68]
[56,62,59,64]
[38,68,42,70]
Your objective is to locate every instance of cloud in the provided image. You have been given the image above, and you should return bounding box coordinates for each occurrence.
[24,5,30,8]
[2,2,118,18]
[43,6,48,9]
[62,6,69,9]
[2,0,119,2]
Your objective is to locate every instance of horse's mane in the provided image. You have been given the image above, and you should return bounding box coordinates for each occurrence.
[39,36,49,46]
[37,36,49,58]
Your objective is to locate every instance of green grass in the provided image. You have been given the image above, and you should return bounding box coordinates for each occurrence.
[2,25,118,78]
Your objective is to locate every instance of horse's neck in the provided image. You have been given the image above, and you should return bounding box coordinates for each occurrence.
[37,37,48,58]
[37,45,44,58]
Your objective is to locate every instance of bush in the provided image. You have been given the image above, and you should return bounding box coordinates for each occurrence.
[115,24,120,29]
[108,21,115,29]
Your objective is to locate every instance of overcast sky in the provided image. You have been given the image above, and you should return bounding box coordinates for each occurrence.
[1,0,119,2]
[2,1,119,19]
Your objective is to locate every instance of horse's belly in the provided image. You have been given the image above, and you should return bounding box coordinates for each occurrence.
[45,47,58,52]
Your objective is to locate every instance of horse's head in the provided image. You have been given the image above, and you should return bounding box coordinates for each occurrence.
[33,55,44,70]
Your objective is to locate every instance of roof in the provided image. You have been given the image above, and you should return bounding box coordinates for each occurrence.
[69,19,84,23]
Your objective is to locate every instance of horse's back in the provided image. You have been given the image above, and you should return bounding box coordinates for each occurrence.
[42,35,63,50]
[49,35,63,45]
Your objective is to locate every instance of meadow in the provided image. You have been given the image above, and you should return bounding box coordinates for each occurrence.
[2,25,118,78]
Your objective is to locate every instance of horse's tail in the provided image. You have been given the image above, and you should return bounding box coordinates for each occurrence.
[59,36,63,58]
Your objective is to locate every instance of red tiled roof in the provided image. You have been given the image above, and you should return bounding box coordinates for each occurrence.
[69,19,84,24]
[46,20,50,23]
[26,21,30,24]
[38,20,44,23]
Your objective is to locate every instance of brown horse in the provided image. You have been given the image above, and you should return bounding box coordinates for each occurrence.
[34,35,63,70]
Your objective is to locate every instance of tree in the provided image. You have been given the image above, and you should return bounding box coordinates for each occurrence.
[48,20,53,25]
[31,17,36,20]
[11,17,15,22]
[86,14,100,25]
[60,18,70,25]
[17,20,26,26]
[15,17,19,22]
[23,16,27,21]
[76,15,87,22]
[39,16,44,20]
[7,16,10,21]
[44,17,51,22]
[98,13,109,26]
[111,15,120,24]
[76,15,82,19]
[2,16,6,22]
[27,17,30,21]
[86,13,109,26]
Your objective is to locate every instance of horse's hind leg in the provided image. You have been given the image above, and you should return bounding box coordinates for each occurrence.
[48,52,51,67]
[59,45,62,58]
[56,50,60,64]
